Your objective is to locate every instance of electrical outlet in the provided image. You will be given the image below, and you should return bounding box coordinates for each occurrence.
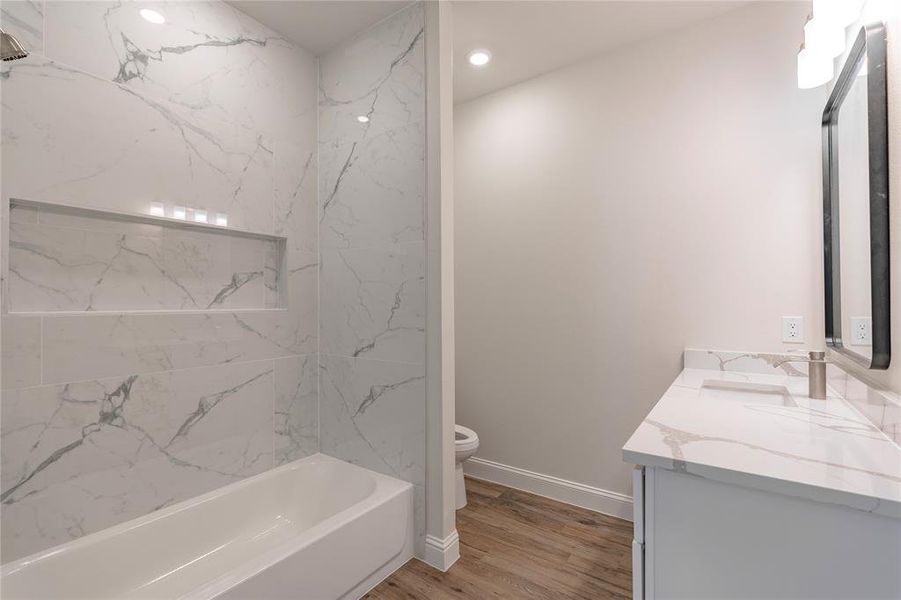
[850,317,872,346]
[782,316,804,343]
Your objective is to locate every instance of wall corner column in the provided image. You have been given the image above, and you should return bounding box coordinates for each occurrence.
[424,0,459,572]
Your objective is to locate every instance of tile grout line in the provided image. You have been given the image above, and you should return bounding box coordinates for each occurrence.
[319,351,426,368]
[316,52,322,454]
[39,314,43,385]
[272,357,277,467]
[319,239,427,254]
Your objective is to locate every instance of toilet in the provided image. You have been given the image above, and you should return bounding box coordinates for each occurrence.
[454,425,479,509]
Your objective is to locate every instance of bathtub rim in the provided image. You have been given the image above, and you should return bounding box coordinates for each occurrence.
[187,459,413,599]
[1,453,413,598]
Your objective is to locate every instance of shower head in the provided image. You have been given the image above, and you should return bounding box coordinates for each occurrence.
[1,28,28,62]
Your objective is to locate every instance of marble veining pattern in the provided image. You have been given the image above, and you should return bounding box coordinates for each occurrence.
[318,3,424,151]
[43,1,310,140]
[2,55,270,235]
[686,349,901,444]
[1,315,41,390]
[625,350,901,518]
[274,354,318,465]
[316,3,427,555]
[1,360,275,561]
[826,362,901,445]
[39,306,315,386]
[1,0,430,564]
[319,353,425,543]
[1,0,320,561]
[318,354,424,489]
[320,243,425,364]
[319,123,425,250]
[2,0,318,236]
[318,4,425,251]
[683,348,810,376]
[8,204,282,312]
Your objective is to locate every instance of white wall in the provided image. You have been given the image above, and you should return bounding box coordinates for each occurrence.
[454,1,827,499]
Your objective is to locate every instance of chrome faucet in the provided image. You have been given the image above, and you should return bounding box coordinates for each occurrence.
[772,351,827,400]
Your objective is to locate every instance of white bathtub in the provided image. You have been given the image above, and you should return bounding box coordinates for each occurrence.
[0,454,414,600]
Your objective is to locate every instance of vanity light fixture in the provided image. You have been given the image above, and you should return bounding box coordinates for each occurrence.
[797,42,833,89]
[356,115,370,123]
[804,14,845,59]
[173,205,187,220]
[139,8,166,25]
[149,202,165,217]
[215,213,228,227]
[813,0,864,29]
[194,209,208,224]
[467,49,492,67]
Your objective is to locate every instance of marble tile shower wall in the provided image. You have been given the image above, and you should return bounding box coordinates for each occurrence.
[317,4,427,554]
[7,203,284,312]
[0,0,318,562]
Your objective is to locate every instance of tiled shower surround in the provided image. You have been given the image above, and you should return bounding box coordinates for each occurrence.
[318,3,427,555]
[0,0,427,562]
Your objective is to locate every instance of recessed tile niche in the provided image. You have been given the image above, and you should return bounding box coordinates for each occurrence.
[6,200,286,313]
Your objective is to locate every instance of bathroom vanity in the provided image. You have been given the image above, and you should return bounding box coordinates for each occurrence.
[624,350,901,599]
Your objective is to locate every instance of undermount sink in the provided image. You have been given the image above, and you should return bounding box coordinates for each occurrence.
[700,380,798,407]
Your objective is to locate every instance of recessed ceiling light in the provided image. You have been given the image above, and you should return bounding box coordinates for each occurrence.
[357,115,370,123]
[140,8,166,24]
[467,49,492,67]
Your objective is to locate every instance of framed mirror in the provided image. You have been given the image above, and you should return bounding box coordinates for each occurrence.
[823,23,890,369]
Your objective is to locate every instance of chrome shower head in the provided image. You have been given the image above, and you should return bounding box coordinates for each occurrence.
[1,28,28,62]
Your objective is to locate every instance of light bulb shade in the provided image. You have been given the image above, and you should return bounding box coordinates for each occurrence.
[798,46,834,89]
[804,16,846,58]
[813,0,864,28]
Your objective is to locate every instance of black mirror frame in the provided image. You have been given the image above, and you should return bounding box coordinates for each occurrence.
[822,23,890,370]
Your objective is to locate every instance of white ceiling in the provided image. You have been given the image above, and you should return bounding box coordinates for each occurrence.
[226,1,410,55]
[453,1,751,104]
[228,1,753,101]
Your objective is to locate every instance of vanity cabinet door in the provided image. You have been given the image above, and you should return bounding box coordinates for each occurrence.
[647,467,901,598]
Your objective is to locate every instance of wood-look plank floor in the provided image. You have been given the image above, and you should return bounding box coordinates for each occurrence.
[364,477,633,600]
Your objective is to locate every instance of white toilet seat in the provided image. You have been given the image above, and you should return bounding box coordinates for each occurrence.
[455,425,479,454]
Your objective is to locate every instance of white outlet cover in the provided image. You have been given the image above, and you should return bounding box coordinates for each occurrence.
[850,317,872,346]
[782,316,804,343]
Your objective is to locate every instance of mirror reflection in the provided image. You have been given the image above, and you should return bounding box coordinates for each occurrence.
[837,54,872,361]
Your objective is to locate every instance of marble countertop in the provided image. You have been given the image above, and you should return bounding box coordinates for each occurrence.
[623,350,901,518]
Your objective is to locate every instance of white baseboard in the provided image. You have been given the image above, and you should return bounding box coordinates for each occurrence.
[422,530,460,572]
[464,457,633,521]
